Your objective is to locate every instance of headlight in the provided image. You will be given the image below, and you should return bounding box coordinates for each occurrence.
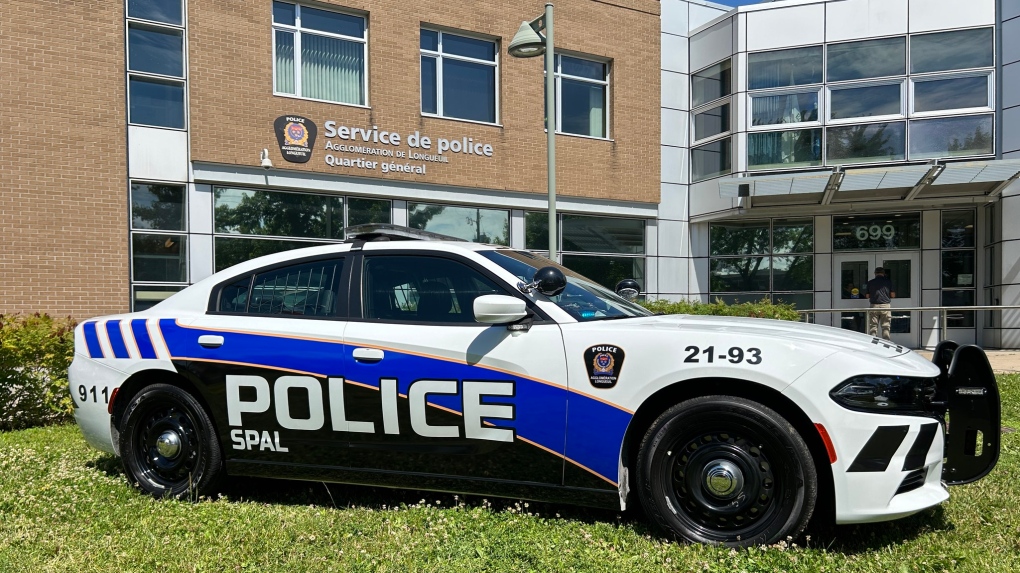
[830,375,937,413]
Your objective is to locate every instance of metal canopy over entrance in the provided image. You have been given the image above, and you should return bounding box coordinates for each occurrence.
[698,158,1020,221]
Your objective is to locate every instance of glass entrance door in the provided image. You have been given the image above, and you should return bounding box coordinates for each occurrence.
[832,252,919,348]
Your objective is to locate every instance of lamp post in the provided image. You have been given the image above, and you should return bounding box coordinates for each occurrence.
[508,3,557,261]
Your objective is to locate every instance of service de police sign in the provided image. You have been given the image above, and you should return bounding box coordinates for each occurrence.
[273,114,494,174]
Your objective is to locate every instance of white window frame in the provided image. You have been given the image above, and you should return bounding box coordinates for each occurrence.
[126,1,188,130]
[746,87,824,131]
[825,79,906,125]
[420,28,500,126]
[551,52,611,140]
[691,101,732,145]
[909,71,995,118]
[272,2,370,108]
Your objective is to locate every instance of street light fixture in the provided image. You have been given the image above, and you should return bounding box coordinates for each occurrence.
[508,3,557,261]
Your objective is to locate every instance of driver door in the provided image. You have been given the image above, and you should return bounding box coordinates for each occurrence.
[341,249,570,485]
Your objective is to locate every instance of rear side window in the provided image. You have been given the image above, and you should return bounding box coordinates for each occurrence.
[216,258,344,317]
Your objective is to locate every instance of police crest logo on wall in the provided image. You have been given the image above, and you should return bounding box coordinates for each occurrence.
[274,115,317,163]
[583,345,626,389]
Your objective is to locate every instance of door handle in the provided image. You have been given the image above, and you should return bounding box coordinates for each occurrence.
[352,347,385,362]
[198,335,224,348]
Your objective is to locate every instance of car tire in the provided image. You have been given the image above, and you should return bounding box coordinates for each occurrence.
[636,395,816,547]
[119,383,223,499]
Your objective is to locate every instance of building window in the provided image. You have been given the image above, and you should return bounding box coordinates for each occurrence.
[826,37,906,83]
[912,75,991,114]
[130,182,187,310]
[708,219,813,308]
[407,202,508,245]
[691,138,731,182]
[551,54,609,138]
[828,82,903,121]
[910,28,993,75]
[826,121,906,165]
[694,104,730,142]
[747,129,822,170]
[420,29,498,124]
[747,46,823,90]
[273,1,367,106]
[691,59,731,108]
[525,213,646,290]
[908,114,993,160]
[750,91,819,127]
[127,6,186,129]
[941,210,976,327]
[128,0,183,25]
[212,187,390,271]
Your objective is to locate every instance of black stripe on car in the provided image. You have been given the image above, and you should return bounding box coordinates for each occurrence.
[902,423,939,471]
[847,425,909,472]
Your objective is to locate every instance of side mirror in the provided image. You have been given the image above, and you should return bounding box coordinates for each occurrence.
[473,295,528,324]
[615,279,641,301]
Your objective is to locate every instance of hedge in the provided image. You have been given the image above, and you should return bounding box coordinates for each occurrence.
[640,297,801,321]
[0,314,77,431]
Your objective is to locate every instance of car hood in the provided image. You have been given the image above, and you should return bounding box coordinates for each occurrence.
[625,314,911,358]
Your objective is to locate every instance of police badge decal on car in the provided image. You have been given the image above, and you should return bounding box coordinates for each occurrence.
[584,345,625,389]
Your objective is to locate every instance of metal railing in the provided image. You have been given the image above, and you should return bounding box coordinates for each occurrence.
[798,305,1020,345]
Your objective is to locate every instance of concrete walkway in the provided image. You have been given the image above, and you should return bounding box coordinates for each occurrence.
[913,350,1020,374]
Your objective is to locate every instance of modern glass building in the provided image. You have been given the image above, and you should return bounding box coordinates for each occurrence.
[659,0,1020,349]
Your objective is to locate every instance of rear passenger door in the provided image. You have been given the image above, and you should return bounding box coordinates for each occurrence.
[342,250,570,486]
[165,255,352,467]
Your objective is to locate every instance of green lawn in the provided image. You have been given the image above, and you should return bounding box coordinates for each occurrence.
[2,375,1018,573]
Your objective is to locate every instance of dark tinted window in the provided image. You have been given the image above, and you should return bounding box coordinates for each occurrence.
[241,259,343,317]
[826,37,905,82]
[218,277,251,313]
[362,256,504,323]
[748,46,823,90]
[911,28,993,74]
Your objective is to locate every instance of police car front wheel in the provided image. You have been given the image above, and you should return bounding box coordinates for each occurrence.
[636,396,817,547]
[119,383,224,499]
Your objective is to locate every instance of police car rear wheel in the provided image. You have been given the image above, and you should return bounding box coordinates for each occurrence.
[119,384,223,499]
[637,396,816,547]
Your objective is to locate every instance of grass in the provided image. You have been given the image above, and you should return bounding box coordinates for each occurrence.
[1,375,1018,573]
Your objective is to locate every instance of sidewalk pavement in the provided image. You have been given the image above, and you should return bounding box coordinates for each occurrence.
[913,350,1020,374]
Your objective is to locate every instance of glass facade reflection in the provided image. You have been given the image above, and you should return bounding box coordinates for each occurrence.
[691,137,731,182]
[910,28,993,74]
[908,114,993,160]
[747,129,822,170]
[709,219,814,308]
[829,83,901,120]
[750,92,818,126]
[826,37,906,82]
[694,104,730,141]
[913,76,989,112]
[826,121,906,164]
[832,213,920,251]
[691,59,731,108]
[748,46,823,90]
[407,202,509,245]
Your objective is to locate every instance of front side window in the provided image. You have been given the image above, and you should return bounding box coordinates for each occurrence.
[479,250,651,322]
[420,29,497,123]
[273,1,367,105]
[826,37,905,83]
[362,256,505,323]
[552,54,608,138]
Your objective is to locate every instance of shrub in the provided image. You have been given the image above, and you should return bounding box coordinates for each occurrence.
[0,314,77,431]
[640,297,801,321]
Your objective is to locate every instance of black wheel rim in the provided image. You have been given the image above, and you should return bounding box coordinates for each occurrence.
[132,399,202,490]
[662,420,786,541]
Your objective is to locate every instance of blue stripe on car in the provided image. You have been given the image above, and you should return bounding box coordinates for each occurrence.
[158,319,630,485]
[83,321,104,358]
[105,320,130,359]
[131,319,158,359]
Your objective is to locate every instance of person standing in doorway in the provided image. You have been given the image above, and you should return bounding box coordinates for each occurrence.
[866,267,896,340]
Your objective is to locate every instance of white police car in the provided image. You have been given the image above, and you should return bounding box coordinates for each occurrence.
[70,225,1000,546]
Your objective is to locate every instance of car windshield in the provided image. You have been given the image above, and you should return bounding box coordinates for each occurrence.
[479,249,652,322]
